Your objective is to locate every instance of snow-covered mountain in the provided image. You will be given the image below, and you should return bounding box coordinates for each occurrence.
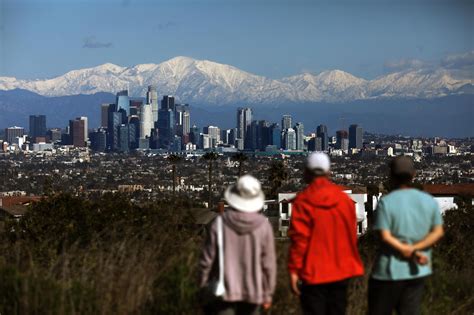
[0,56,472,104]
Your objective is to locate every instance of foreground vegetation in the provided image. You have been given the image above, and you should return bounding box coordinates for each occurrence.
[1,193,473,314]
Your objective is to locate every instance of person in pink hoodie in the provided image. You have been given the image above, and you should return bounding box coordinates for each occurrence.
[199,175,277,315]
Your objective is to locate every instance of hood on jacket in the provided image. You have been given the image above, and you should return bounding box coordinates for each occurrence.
[222,210,267,235]
[299,177,344,209]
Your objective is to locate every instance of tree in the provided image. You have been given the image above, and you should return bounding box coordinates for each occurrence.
[267,160,289,198]
[232,152,248,177]
[202,152,219,208]
[167,154,182,195]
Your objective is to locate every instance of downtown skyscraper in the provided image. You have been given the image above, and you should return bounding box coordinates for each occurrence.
[29,115,46,141]
[349,124,363,150]
[146,86,159,122]
[236,107,252,149]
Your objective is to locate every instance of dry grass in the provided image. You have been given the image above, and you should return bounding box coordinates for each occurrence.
[1,194,473,314]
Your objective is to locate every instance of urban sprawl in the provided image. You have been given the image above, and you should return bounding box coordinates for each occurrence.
[1,86,473,237]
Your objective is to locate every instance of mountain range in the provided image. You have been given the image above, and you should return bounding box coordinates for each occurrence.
[1,56,473,104]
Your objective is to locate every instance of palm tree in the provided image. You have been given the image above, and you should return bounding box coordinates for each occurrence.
[202,152,219,208]
[167,154,182,195]
[232,152,248,177]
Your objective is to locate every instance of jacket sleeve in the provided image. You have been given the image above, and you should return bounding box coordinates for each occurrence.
[288,199,312,274]
[198,220,217,287]
[262,222,277,302]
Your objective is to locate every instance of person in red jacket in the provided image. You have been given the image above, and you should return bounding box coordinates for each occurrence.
[288,152,364,315]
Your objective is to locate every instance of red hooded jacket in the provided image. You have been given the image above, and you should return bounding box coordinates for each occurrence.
[288,177,364,284]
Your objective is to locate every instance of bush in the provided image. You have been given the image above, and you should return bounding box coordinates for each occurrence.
[0,193,473,314]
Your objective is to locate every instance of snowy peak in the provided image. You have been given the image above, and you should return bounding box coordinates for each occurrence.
[0,56,472,104]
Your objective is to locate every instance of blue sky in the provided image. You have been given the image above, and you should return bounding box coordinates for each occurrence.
[1,0,472,79]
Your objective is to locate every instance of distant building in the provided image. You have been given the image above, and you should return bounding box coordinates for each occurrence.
[161,95,175,111]
[281,115,292,130]
[336,130,349,151]
[5,127,25,145]
[316,125,328,151]
[349,124,363,149]
[269,123,281,149]
[146,86,159,122]
[118,124,129,152]
[90,128,107,152]
[200,133,211,149]
[294,122,305,150]
[46,128,62,143]
[69,118,85,147]
[203,126,220,148]
[140,103,153,139]
[236,108,252,149]
[29,115,46,141]
[175,104,191,136]
[77,116,88,142]
[107,106,122,151]
[157,108,175,149]
[308,137,323,152]
[189,125,200,145]
[429,145,448,155]
[100,104,111,128]
[116,90,130,115]
[283,128,296,150]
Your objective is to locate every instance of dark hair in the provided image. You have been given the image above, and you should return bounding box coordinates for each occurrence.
[390,172,414,187]
[304,167,327,184]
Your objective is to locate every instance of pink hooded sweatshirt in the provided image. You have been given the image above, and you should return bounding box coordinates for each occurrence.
[199,210,277,304]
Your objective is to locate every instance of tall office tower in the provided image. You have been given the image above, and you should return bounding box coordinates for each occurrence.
[281,115,292,130]
[5,127,25,144]
[283,128,296,150]
[255,120,271,151]
[189,125,200,145]
[269,123,281,149]
[349,124,363,149]
[316,124,329,151]
[101,104,111,128]
[203,125,220,148]
[161,95,175,111]
[29,115,46,140]
[90,128,107,152]
[107,104,121,151]
[182,108,190,135]
[236,107,252,148]
[228,128,238,146]
[336,130,349,150]
[157,108,175,148]
[146,86,159,122]
[221,129,231,145]
[116,90,130,116]
[128,115,140,149]
[139,103,153,139]
[175,104,190,136]
[117,124,129,152]
[308,137,323,152]
[69,118,86,147]
[77,116,88,142]
[294,122,305,151]
[247,121,258,150]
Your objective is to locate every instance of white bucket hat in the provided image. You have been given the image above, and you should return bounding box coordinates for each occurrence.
[224,175,265,213]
